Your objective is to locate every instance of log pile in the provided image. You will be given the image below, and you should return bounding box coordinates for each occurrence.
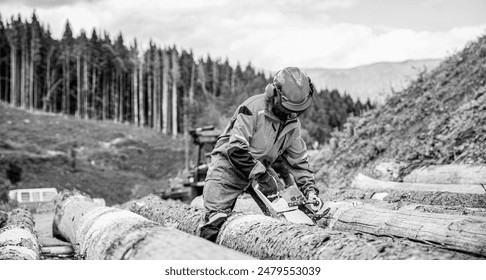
[130,195,478,259]
[353,173,485,194]
[324,201,486,257]
[53,190,251,260]
[0,208,40,260]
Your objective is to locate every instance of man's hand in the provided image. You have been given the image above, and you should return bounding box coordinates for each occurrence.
[306,190,323,212]
[256,172,279,198]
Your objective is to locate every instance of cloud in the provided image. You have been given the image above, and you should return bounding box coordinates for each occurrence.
[0,0,485,70]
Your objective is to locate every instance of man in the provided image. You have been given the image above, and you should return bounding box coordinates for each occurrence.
[199,67,323,242]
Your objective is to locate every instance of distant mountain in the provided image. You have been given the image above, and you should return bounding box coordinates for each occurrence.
[304,59,442,104]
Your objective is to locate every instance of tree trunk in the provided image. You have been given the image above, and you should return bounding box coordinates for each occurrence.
[352,173,485,194]
[147,65,152,128]
[83,55,88,119]
[0,209,40,260]
[139,60,145,126]
[171,51,179,137]
[153,51,160,131]
[324,200,486,257]
[133,61,139,126]
[10,46,16,106]
[76,53,81,118]
[52,191,251,260]
[91,67,96,119]
[130,195,477,259]
[162,51,169,134]
[29,51,34,110]
[404,165,486,185]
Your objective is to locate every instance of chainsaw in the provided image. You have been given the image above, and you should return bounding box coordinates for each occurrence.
[246,183,330,225]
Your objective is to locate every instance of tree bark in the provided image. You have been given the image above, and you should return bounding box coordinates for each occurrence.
[353,173,485,194]
[53,190,250,260]
[0,208,40,260]
[404,165,486,185]
[130,195,478,259]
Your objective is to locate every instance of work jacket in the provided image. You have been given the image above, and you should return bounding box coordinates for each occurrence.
[206,93,317,195]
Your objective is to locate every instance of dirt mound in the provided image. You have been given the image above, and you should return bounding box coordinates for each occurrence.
[315,33,486,189]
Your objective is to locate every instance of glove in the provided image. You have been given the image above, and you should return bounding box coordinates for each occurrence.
[256,172,279,198]
[306,190,323,212]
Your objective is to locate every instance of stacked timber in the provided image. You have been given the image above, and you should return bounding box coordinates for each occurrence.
[53,190,251,260]
[324,201,486,257]
[403,165,486,185]
[353,173,485,194]
[130,195,479,259]
[0,208,40,260]
[324,187,486,208]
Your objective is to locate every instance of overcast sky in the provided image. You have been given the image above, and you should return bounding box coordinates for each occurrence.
[1,0,485,71]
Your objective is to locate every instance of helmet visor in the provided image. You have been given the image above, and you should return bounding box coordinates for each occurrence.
[275,92,306,120]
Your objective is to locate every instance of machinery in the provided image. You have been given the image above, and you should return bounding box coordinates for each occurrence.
[247,183,330,225]
[161,126,221,201]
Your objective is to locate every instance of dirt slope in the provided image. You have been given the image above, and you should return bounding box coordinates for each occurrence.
[315,33,486,190]
[0,104,185,205]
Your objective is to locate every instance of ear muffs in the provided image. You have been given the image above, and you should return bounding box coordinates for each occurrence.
[308,77,315,97]
[265,83,276,98]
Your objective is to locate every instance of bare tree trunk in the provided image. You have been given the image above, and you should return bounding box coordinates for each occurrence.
[171,51,179,137]
[83,55,88,119]
[102,72,107,120]
[91,67,96,119]
[76,53,81,118]
[139,60,145,126]
[162,50,169,134]
[147,65,152,128]
[153,51,160,131]
[29,51,34,110]
[133,61,139,126]
[10,47,16,106]
[20,49,25,108]
[53,191,251,260]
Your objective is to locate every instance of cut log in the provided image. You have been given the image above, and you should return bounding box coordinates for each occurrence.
[0,208,40,260]
[404,165,486,185]
[41,245,74,256]
[324,200,486,257]
[53,190,251,260]
[324,187,486,208]
[353,173,485,194]
[130,195,479,259]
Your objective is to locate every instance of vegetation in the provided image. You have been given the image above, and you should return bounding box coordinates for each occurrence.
[0,12,372,145]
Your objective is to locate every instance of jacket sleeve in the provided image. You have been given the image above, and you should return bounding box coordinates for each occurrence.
[281,131,318,196]
[226,105,266,180]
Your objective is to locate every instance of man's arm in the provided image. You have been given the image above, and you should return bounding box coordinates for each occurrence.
[281,133,318,196]
[225,105,266,180]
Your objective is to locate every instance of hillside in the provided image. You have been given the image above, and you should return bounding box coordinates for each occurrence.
[305,59,442,103]
[0,103,185,205]
[314,33,486,190]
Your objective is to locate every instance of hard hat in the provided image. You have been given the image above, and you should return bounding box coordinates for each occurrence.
[273,67,314,112]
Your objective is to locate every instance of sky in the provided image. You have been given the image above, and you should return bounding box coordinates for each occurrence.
[0,0,485,71]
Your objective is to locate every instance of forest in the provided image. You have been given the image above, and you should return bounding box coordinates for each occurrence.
[0,13,374,145]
